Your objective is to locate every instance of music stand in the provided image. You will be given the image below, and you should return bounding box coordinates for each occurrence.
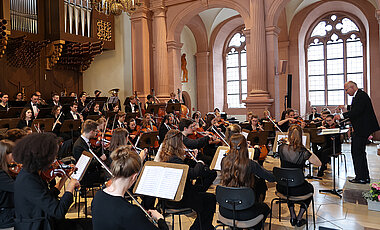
[166,103,181,114]
[138,131,159,160]
[146,104,160,115]
[86,115,101,121]
[60,119,82,143]
[37,108,52,119]
[0,118,19,129]
[31,118,54,132]
[60,97,76,105]
[8,101,27,107]
[318,129,349,198]
[3,107,24,119]
[126,112,138,120]
[247,131,269,146]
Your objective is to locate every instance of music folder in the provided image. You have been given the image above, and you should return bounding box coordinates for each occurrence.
[210,146,257,171]
[71,151,94,182]
[133,161,189,201]
[273,132,310,153]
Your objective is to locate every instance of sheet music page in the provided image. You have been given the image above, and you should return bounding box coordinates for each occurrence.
[214,149,227,171]
[242,131,249,139]
[135,166,183,200]
[275,134,308,152]
[248,148,254,159]
[71,154,91,181]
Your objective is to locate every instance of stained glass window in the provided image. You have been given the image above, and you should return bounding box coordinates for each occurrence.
[307,14,365,106]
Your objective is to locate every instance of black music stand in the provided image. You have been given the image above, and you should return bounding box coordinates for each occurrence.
[60,97,76,105]
[126,112,138,120]
[86,115,101,121]
[0,118,19,129]
[31,118,54,133]
[247,131,269,146]
[138,131,159,160]
[146,104,160,115]
[318,129,348,198]
[60,119,82,144]
[37,108,52,119]
[8,101,27,107]
[166,103,181,114]
[1,107,24,119]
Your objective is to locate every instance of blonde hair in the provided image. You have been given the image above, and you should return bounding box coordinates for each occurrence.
[225,124,241,143]
[159,129,185,162]
[110,146,141,179]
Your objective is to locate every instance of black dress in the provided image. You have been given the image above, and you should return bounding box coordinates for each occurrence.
[277,144,314,207]
[0,170,15,228]
[14,169,73,230]
[91,190,168,230]
[16,119,32,129]
[219,160,275,222]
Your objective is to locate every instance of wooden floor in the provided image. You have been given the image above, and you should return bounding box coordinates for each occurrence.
[66,142,380,230]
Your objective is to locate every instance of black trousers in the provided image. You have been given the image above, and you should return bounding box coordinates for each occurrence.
[351,133,370,180]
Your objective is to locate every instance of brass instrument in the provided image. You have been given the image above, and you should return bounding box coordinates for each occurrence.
[108,88,120,95]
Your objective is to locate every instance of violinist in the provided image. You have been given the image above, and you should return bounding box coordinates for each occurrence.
[159,129,216,230]
[0,140,15,229]
[116,111,127,129]
[126,118,140,145]
[192,111,206,129]
[308,107,320,121]
[91,146,168,230]
[16,108,33,129]
[278,109,296,132]
[315,114,342,177]
[246,112,254,123]
[141,113,157,132]
[13,133,80,230]
[124,96,139,113]
[225,124,241,143]
[246,114,264,132]
[214,112,227,133]
[158,114,173,144]
[167,92,179,104]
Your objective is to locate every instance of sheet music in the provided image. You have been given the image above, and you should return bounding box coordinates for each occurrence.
[242,131,249,139]
[71,154,91,181]
[214,149,228,171]
[275,134,307,152]
[135,166,183,200]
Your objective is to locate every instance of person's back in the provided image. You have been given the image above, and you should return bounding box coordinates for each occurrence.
[278,144,311,169]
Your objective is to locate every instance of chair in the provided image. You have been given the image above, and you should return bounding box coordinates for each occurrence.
[160,199,195,230]
[215,186,264,230]
[269,167,315,230]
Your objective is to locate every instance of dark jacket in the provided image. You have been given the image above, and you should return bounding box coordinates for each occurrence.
[0,170,14,228]
[343,89,380,137]
[183,135,210,150]
[16,119,32,129]
[14,169,73,230]
[158,123,170,144]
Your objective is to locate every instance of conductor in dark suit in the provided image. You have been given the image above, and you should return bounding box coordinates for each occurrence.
[335,81,380,183]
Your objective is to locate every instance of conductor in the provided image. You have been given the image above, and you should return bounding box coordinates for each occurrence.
[335,81,379,184]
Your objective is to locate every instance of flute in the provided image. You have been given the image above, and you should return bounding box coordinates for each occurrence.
[52,112,63,131]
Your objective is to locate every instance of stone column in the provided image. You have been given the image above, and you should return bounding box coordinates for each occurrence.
[130,5,151,99]
[167,40,183,97]
[195,51,210,114]
[151,3,169,100]
[243,0,273,116]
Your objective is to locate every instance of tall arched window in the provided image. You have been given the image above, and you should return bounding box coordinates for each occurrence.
[225,30,247,108]
[306,13,366,106]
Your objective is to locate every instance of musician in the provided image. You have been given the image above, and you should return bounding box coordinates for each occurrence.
[0,93,9,111]
[90,103,103,116]
[16,108,33,129]
[26,93,40,119]
[107,89,121,111]
[246,112,254,123]
[308,107,320,121]
[15,92,24,101]
[335,81,380,184]
[35,91,47,106]
[158,114,173,144]
[51,106,64,135]
[220,134,275,225]
[246,114,264,132]
[192,111,206,128]
[167,92,179,104]
[278,109,296,132]
[141,113,157,132]
[124,96,139,113]
[116,111,127,129]
[315,114,342,177]
[126,118,139,145]
[91,146,168,230]
[159,129,216,230]
[180,118,210,150]
[145,95,155,110]
[78,92,89,117]
[94,90,102,98]
[214,112,227,133]
[0,140,15,229]
[65,102,84,122]
[13,133,80,230]
[277,125,321,227]
[49,92,61,107]
[72,120,107,187]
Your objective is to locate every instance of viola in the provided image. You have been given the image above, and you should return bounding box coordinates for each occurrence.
[188,127,206,140]
[8,161,22,179]
[41,160,76,182]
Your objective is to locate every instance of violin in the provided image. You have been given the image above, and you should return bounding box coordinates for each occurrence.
[8,162,22,179]
[41,160,76,182]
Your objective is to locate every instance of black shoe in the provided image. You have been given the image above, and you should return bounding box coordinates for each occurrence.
[296,219,307,227]
[290,218,297,226]
[349,178,368,184]
[366,178,371,183]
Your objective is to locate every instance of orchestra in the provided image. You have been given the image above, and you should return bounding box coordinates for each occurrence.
[0,87,377,230]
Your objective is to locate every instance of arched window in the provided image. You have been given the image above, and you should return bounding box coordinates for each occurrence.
[225,30,247,108]
[306,13,365,106]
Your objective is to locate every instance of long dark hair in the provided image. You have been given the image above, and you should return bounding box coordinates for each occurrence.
[288,124,303,151]
[0,140,14,174]
[159,129,185,162]
[221,134,254,188]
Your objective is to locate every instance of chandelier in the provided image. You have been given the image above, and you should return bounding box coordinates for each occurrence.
[92,0,142,16]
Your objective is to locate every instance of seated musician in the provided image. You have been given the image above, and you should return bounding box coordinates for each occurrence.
[145,94,155,110]
[90,103,103,116]
[159,129,216,230]
[91,146,168,230]
[246,111,254,123]
[116,111,127,129]
[225,124,241,143]
[308,107,320,121]
[15,92,24,102]
[246,114,264,132]
[167,92,179,104]
[72,120,107,187]
[77,92,89,118]
[49,92,61,107]
[192,111,206,129]
[13,133,80,230]
[112,104,120,113]
[124,96,139,113]
[126,118,140,145]
[214,112,227,133]
[0,93,9,111]
[278,108,297,132]
[65,102,84,122]
[220,134,275,225]
[277,125,321,227]
[141,113,157,132]
[158,114,173,144]
[51,105,64,135]
[315,114,342,177]
[16,108,33,129]
[0,140,15,229]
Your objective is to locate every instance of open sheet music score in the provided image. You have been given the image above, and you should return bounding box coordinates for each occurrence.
[273,132,310,153]
[133,162,189,201]
[211,146,256,171]
[71,151,93,181]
